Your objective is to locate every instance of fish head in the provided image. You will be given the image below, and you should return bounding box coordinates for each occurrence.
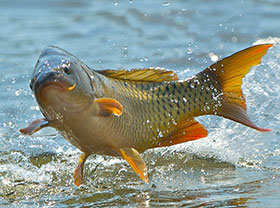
[31,46,94,122]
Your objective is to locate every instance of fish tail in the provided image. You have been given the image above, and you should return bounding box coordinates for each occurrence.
[204,44,273,131]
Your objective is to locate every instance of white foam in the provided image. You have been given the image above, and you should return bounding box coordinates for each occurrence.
[253,37,280,45]
[0,164,52,184]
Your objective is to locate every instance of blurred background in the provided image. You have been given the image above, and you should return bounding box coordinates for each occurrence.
[0,0,279,207]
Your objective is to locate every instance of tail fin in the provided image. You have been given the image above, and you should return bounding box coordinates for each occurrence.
[204,44,273,131]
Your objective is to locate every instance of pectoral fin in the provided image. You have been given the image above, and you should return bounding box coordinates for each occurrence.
[19,118,49,135]
[96,98,123,116]
[73,152,89,186]
[119,148,148,183]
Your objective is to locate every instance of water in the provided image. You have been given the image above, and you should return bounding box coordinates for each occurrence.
[0,0,279,207]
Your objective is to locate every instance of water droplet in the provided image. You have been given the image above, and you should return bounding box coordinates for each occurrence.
[123,45,128,50]
[234,188,240,192]
[231,36,238,43]
[194,79,200,84]
[212,94,218,101]
[114,1,118,6]
[15,90,20,96]
[162,2,170,6]
[30,106,40,111]
[209,53,219,62]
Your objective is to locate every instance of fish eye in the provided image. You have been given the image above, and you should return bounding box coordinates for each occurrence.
[62,66,71,75]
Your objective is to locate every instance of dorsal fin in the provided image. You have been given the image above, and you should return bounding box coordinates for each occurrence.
[96,68,178,82]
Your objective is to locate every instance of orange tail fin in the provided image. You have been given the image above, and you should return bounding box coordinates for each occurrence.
[204,44,273,131]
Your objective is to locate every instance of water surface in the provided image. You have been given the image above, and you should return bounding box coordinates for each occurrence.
[0,0,279,207]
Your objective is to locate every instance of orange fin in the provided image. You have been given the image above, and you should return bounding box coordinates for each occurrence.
[202,44,273,131]
[218,103,271,132]
[73,152,89,187]
[206,44,273,102]
[97,68,178,82]
[19,118,49,135]
[159,119,208,147]
[96,98,123,116]
[119,148,148,183]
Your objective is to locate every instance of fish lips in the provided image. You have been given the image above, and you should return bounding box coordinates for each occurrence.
[32,71,74,103]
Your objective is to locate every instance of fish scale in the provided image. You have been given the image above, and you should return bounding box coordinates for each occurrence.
[92,75,221,151]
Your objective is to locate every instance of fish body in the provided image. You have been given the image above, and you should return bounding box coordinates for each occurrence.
[89,71,216,152]
[20,44,273,185]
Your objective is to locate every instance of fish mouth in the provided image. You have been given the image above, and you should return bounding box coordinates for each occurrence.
[37,82,67,103]
[32,71,93,115]
[33,71,75,104]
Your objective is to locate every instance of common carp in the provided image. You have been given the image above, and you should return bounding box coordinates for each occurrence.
[20,44,272,186]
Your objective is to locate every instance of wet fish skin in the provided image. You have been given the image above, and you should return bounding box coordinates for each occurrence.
[20,44,273,185]
[31,46,96,121]
[90,73,220,150]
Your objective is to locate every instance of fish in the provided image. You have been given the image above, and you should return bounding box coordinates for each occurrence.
[20,44,273,186]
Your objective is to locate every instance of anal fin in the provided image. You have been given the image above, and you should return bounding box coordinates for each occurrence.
[73,152,89,187]
[119,148,148,183]
[19,118,49,135]
[159,119,208,147]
